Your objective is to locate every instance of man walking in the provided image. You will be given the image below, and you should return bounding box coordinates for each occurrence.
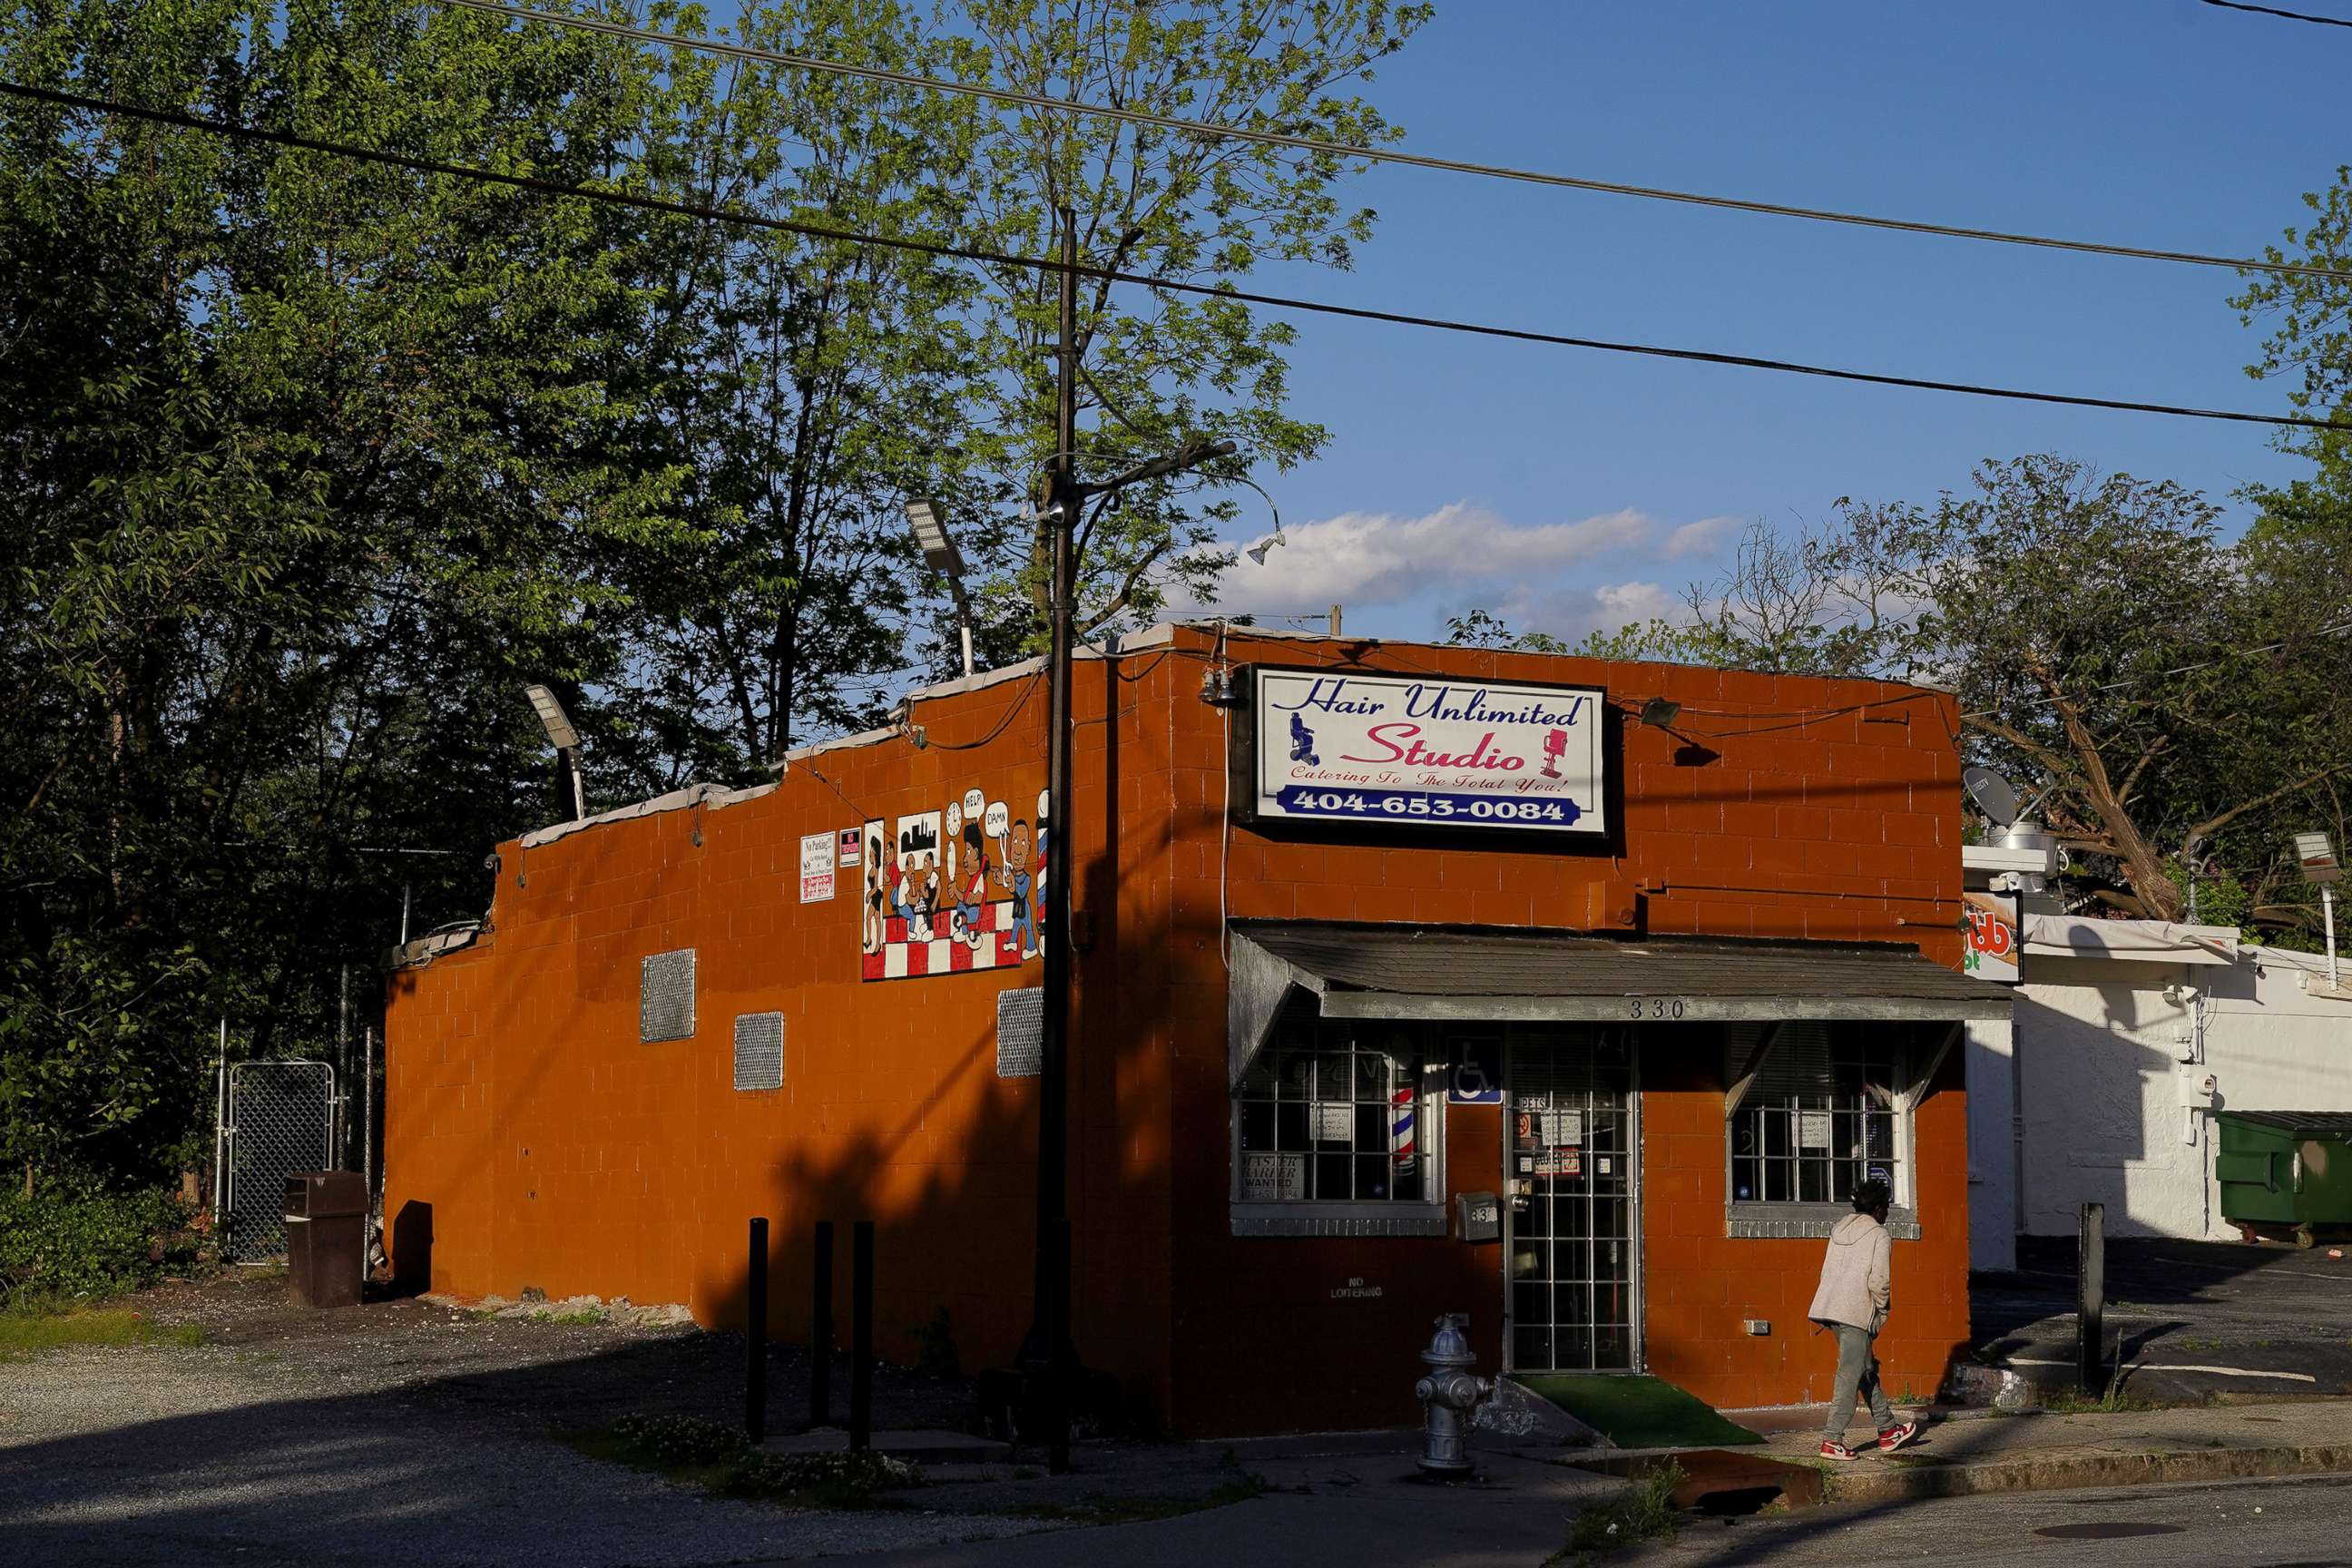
[1808,1178,1919,1459]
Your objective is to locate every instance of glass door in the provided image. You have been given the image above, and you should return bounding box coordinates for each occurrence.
[1504,1027,1638,1372]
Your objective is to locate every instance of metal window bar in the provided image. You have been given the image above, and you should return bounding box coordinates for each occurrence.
[1237,1022,1426,1203]
[1729,1031,1903,1207]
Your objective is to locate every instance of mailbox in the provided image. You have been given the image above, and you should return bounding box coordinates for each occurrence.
[1455,1190,1502,1243]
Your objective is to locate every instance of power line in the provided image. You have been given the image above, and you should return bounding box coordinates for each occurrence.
[438,0,2352,285]
[8,78,2346,434]
[2200,0,2352,29]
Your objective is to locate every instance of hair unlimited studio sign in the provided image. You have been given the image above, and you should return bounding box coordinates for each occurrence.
[1240,667,1609,838]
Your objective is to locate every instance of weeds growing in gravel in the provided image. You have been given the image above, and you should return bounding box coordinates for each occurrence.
[1553,1463,1683,1563]
[0,1307,202,1359]
[564,1413,924,1510]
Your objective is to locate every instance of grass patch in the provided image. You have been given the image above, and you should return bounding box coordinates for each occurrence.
[1553,1463,1683,1563]
[560,1414,923,1511]
[1514,1375,1763,1448]
[0,1306,202,1360]
[2040,1385,2169,1416]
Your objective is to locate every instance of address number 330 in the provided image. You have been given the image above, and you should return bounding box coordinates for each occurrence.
[1627,998,1689,1019]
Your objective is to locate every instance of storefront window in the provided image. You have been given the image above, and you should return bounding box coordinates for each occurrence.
[1729,1025,1904,1208]
[1236,1022,1429,1204]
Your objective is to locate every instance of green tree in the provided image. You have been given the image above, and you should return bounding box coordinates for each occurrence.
[0,0,682,1181]
[942,0,1433,637]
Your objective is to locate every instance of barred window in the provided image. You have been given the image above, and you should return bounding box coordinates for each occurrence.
[1729,1024,1903,1207]
[1236,1022,1428,1204]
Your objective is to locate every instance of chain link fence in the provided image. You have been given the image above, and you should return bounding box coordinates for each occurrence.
[221,1062,335,1262]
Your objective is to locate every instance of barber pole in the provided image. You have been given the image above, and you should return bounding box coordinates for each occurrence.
[1391,1085,1417,1174]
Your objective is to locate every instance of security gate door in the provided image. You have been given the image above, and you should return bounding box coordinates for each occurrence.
[1504,1029,1638,1372]
[222,1061,335,1262]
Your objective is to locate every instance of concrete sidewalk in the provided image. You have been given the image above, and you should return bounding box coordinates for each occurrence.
[851,1430,1622,1567]
[1746,1398,2352,1505]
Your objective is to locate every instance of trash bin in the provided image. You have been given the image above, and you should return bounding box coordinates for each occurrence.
[2214,1112,2352,1249]
[285,1171,368,1308]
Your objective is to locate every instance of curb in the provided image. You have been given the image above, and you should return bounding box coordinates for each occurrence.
[1822,1441,2352,1505]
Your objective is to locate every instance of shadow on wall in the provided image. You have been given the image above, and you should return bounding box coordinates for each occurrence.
[392,1200,432,1293]
[388,997,1165,1426]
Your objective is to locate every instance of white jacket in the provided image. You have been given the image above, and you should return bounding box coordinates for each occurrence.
[1808,1211,1892,1333]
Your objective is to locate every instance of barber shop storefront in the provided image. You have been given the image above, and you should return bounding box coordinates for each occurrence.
[386,623,2006,1437]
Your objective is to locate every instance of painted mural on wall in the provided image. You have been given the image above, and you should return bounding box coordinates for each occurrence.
[859,784,1049,981]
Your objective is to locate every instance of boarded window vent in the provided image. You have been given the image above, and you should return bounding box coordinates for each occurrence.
[640,948,697,1043]
[996,988,1044,1079]
[733,1012,784,1091]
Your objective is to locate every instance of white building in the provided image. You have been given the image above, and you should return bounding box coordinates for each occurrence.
[1965,909,2352,1271]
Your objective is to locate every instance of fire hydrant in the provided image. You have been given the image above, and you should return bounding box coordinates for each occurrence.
[1414,1313,1494,1475]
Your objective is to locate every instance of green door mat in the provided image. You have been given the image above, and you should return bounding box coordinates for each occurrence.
[1513,1374,1763,1449]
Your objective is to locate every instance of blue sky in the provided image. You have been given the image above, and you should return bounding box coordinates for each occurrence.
[1194,0,2345,642]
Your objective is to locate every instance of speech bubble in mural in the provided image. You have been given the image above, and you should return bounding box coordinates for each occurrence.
[985,800,1009,838]
[964,788,985,818]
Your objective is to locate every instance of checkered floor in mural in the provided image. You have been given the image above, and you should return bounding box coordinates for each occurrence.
[862,898,1036,980]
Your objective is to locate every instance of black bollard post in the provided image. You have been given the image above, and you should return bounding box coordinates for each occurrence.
[850,1220,874,1452]
[748,1217,769,1445]
[2078,1201,2105,1394]
[811,1220,834,1429]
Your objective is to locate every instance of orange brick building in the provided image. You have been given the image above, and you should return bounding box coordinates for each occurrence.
[385,623,2004,1435]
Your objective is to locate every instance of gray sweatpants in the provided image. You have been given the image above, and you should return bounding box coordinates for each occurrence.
[1824,1322,1895,1442]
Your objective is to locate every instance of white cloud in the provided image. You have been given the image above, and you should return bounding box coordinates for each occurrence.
[1491,579,1691,644]
[1663,514,1740,559]
[1205,501,1655,612]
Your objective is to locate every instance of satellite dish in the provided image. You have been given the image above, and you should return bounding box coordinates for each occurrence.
[1963,765,2019,828]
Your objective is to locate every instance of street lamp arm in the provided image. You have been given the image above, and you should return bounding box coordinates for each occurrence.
[1080,437,1238,497]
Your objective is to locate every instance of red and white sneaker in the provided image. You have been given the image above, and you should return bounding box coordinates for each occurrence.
[1877,1420,1919,1452]
[1818,1439,1861,1460]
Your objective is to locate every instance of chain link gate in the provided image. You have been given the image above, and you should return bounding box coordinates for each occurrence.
[220,1062,336,1262]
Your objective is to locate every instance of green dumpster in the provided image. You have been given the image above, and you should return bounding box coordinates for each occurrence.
[2215,1112,2352,1248]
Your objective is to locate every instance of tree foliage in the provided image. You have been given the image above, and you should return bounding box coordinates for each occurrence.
[0,0,1422,1181]
[1481,458,2351,937]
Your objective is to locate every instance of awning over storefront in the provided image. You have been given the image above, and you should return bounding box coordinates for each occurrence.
[1227,919,2012,1092]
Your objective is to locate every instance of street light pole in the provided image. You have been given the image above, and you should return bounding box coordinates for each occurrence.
[1029,205,1081,1474]
[1022,206,1239,1473]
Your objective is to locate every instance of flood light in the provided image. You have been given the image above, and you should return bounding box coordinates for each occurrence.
[1639,697,1681,729]
[524,683,579,750]
[2298,831,2342,885]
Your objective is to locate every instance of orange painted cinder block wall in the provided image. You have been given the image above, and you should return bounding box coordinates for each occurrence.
[385,624,1975,1436]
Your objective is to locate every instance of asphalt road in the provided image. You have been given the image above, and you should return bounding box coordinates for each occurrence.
[1974,1236,2352,1399]
[1642,1472,2352,1566]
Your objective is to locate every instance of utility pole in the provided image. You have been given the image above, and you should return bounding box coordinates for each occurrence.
[1027,205,1081,1476]
[1022,207,1235,1474]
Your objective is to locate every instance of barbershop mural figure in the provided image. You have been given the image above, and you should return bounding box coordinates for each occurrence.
[859,782,1045,981]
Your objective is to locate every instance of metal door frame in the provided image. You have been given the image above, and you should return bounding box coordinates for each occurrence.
[1499,1024,1644,1376]
[220,1059,336,1263]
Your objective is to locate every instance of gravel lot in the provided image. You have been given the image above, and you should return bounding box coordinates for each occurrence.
[0,1270,1041,1566]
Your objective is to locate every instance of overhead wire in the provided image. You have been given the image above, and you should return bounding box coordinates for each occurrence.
[8,80,2345,435]
[437,0,2352,285]
[2198,0,2352,28]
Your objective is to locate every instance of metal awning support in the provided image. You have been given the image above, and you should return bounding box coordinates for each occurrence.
[1722,1022,1786,1119]
[1227,921,2011,1095]
[1228,932,1324,1094]
[1897,1021,1965,1114]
